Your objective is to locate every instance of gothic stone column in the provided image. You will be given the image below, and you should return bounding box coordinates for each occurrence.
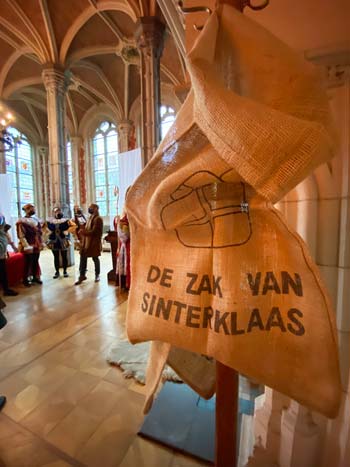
[42,66,71,215]
[70,136,82,208]
[34,145,49,218]
[135,17,165,166]
[40,146,51,218]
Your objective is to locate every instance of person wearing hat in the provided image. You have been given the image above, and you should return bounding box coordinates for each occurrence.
[75,203,103,285]
[46,207,71,279]
[0,215,18,296]
[16,204,43,287]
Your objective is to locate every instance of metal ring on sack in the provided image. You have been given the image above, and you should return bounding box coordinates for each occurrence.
[177,1,212,15]
[177,1,212,31]
[246,0,269,11]
[177,0,268,30]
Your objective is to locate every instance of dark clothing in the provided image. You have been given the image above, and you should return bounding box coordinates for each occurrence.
[47,218,70,274]
[53,249,68,273]
[79,255,100,277]
[24,253,40,281]
[16,217,42,283]
[0,297,7,329]
[74,213,87,242]
[80,214,103,257]
[0,259,9,292]
[0,296,7,411]
[47,219,70,250]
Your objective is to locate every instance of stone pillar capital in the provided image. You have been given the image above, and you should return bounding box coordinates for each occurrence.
[70,135,82,146]
[118,119,133,132]
[42,66,71,95]
[37,145,48,157]
[135,17,165,58]
[118,119,135,153]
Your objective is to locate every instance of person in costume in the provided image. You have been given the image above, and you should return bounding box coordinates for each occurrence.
[75,203,103,285]
[116,190,131,291]
[0,215,18,296]
[16,203,43,287]
[71,205,87,250]
[46,207,71,279]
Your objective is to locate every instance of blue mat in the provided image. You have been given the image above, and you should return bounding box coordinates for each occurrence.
[138,378,264,463]
[139,382,215,464]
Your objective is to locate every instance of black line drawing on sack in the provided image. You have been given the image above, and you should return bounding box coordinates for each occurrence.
[160,170,252,248]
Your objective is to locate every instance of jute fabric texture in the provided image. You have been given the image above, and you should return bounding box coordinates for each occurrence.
[126,5,341,418]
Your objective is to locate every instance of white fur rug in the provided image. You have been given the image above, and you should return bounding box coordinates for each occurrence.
[107,339,181,384]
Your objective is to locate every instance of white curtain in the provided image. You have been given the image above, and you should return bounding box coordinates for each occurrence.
[0,173,17,244]
[117,148,142,216]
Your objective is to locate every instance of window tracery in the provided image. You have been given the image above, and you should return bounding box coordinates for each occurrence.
[5,127,35,217]
[92,121,119,216]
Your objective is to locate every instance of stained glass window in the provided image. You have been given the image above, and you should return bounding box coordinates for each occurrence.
[5,127,35,217]
[160,105,176,140]
[92,122,119,217]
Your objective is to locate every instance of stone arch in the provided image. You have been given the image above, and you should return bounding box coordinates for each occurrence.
[78,102,120,140]
[7,111,40,147]
[60,1,139,65]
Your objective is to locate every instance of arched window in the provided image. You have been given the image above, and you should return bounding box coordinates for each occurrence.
[66,140,74,214]
[5,127,35,217]
[92,121,119,217]
[160,105,176,140]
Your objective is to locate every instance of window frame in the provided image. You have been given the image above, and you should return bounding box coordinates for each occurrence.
[66,139,75,214]
[160,104,176,140]
[91,121,119,217]
[5,127,35,218]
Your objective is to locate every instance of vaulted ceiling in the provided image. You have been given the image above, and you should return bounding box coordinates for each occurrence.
[0,0,349,144]
[0,0,186,143]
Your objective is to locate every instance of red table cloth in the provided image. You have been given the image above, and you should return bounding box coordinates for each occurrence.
[6,252,40,287]
[6,253,26,287]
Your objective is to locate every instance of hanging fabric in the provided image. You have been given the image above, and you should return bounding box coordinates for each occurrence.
[126,4,341,418]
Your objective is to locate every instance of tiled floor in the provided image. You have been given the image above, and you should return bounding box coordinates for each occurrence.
[0,251,208,466]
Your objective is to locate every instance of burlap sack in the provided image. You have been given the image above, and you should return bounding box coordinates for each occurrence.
[126,5,341,418]
[143,343,215,414]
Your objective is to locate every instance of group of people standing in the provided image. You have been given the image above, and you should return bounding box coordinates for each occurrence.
[0,199,131,295]
[0,200,130,415]
[42,203,104,285]
[0,203,105,293]
[46,204,103,284]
